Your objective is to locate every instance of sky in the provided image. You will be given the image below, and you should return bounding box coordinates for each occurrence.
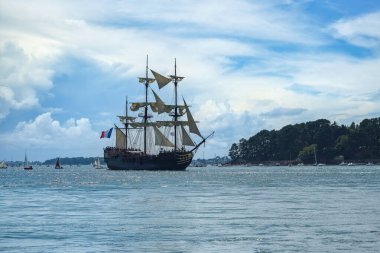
[1,0,380,161]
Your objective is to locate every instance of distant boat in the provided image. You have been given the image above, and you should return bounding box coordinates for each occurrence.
[312,147,325,166]
[313,147,318,166]
[288,152,293,166]
[0,160,7,169]
[24,153,33,170]
[339,162,347,166]
[55,158,62,169]
[94,157,102,169]
[347,162,354,166]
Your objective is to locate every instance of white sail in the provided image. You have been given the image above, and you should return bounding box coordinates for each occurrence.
[153,125,175,147]
[95,157,101,169]
[151,70,171,89]
[0,160,7,168]
[181,125,195,146]
[183,99,203,138]
[151,89,169,114]
[133,90,187,115]
[115,126,126,149]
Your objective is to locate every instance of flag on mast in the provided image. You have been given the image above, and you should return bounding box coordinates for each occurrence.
[100,128,113,138]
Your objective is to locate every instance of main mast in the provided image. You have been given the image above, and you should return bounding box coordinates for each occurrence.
[144,56,149,154]
[125,96,128,149]
[174,59,178,151]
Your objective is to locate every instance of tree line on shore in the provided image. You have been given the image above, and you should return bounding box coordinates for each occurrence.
[43,157,102,165]
[228,117,380,164]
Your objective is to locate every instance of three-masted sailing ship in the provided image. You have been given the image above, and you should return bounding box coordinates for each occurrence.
[104,57,213,170]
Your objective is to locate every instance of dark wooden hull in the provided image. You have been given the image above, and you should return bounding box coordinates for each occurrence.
[104,148,193,171]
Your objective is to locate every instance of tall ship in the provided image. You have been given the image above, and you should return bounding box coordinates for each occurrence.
[104,57,213,170]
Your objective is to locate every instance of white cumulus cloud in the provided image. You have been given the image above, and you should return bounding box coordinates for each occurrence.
[0,112,111,161]
[0,42,56,120]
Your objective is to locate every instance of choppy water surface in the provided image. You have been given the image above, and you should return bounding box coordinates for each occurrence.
[1,165,379,252]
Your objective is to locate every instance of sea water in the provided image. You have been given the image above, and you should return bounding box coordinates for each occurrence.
[0,165,379,252]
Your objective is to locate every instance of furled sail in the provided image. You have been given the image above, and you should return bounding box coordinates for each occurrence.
[153,126,175,147]
[129,122,156,128]
[115,126,126,149]
[138,77,155,84]
[131,101,171,113]
[129,121,193,128]
[181,125,195,146]
[155,121,192,127]
[151,70,171,89]
[130,102,150,111]
[118,116,136,123]
[150,103,187,115]
[183,99,203,138]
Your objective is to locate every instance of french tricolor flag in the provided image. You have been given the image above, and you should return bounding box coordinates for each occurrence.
[100,128,113,138]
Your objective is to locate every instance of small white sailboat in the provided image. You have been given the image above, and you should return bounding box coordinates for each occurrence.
[313,147,325,166]
[24,153,33,170]
[0,160,7,169]
[313,147,318,166]
[94,157,102,169]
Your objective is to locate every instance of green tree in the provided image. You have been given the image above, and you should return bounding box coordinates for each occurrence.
[229,143,239,161]
[229,117,380,164]
[298,144,317,164]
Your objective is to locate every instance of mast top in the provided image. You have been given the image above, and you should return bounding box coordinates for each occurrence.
[138,55,155,84]
[169,58,185,81]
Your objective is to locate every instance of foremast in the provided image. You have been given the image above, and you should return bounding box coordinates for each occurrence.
[139,55,155,154]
